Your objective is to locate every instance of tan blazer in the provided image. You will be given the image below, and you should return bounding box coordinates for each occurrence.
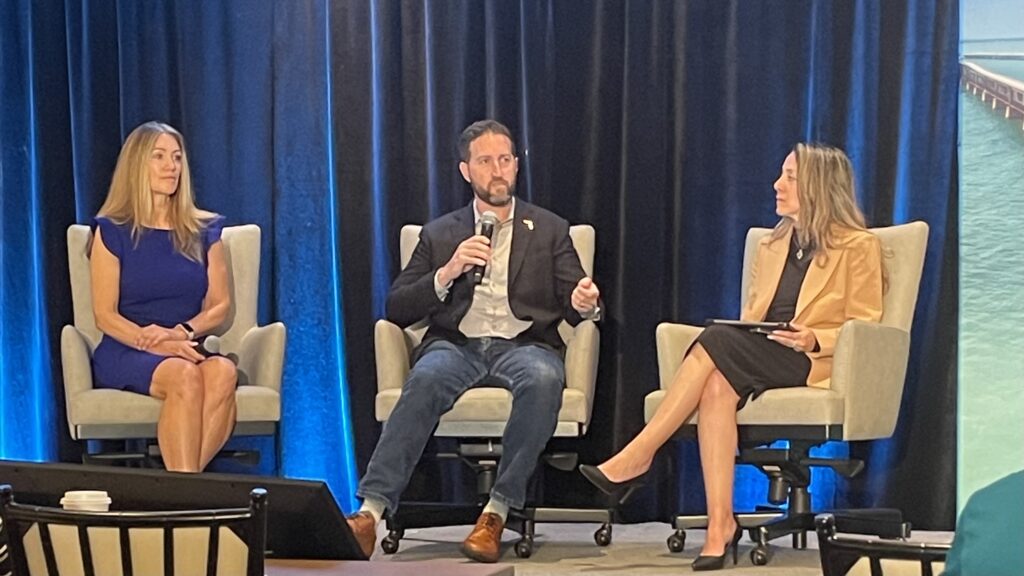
[741,226,884,388]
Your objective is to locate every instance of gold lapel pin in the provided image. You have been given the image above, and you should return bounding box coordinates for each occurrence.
[523,219,534,231]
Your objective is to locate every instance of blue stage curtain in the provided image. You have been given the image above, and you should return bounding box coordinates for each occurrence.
[1,1,359,511]
[1,0,957,527]
[328,0,959,529]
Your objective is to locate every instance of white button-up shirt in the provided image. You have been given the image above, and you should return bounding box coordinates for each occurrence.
[434,200,532,339]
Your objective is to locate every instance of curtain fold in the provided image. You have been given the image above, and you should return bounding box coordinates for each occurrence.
[0,0,957,528]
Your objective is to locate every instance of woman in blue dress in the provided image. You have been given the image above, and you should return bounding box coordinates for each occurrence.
[90,121,237,473]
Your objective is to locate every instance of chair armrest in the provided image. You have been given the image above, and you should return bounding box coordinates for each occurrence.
[237,323,287,392]
[831,320,911,441]
[565,319,599,416]
[375,319,411,392]
[655,322,703,390]
[61,325,94,438]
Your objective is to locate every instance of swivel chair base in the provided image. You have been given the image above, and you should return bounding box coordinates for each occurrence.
[381,446,613,558]
[664,434,869,566]
[383,502,612,558]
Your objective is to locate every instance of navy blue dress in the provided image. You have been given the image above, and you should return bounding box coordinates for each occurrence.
[91,215,224,395]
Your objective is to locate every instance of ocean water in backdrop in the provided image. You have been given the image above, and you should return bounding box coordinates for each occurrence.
[958,37,1024,504]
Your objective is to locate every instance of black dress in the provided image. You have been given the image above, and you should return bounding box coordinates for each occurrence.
[694,234,813,410]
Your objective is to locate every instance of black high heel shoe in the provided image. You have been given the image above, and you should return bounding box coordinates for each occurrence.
[691,522,743,571]
[578,464,645,503]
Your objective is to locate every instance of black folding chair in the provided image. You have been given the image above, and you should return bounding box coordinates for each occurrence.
[0,484,267,576]
[816,512,950,576]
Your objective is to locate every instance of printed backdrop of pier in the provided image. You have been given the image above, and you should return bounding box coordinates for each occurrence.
[958,13,1024,509]
[961,43,1024,128]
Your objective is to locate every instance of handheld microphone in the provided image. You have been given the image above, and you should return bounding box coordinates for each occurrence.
[196,335,222,358]
[195,335,238,364]
[472,211,499,286]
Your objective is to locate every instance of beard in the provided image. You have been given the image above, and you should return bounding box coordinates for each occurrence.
[472,177,515,207]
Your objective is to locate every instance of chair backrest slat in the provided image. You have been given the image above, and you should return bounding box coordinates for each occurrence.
[120,526,133,576]
[78,525,96,576]
[207,524,220,576]
[164,526,175,576]
[38,522,59,576]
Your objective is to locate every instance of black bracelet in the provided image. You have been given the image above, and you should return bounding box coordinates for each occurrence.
[180,322,196,340]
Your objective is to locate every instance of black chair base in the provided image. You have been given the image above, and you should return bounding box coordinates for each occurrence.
[668,510,789,564]
[383,501,613,558]
[82,443,262,469]
[668,508,911,566]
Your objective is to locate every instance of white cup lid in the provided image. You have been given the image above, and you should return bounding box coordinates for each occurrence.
[61,490,111,503]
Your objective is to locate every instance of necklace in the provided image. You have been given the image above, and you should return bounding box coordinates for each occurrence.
[796,247,804,260]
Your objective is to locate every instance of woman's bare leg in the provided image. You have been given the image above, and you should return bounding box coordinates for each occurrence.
[697,370,741,556]
[150,359,204,472]
[597,344,718,482]
[197,357,238,470]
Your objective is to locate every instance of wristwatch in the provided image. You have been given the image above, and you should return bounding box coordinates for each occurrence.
[178,322,196,340]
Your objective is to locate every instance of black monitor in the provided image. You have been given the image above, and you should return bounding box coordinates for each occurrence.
[0,460,366,560]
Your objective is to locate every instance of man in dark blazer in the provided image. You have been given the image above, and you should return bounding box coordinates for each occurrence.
[346,119,601,563]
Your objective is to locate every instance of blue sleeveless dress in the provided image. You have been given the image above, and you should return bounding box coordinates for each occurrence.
[91,215,224,395]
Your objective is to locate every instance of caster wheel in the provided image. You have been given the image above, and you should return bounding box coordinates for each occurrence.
[381,531,402,555]
[594,524,613,546]
[751,545,770,566]
[514,538,534,558]
[666,530,686,553]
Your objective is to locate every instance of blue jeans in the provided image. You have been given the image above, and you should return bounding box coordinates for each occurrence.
[357,337,565,514]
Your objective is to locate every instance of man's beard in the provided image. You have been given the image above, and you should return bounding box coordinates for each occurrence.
[473,178,515,207]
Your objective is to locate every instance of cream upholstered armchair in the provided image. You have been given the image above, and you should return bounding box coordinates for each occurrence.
[61,224,285,466]
[373,224,603,558]
[646,222,928,566]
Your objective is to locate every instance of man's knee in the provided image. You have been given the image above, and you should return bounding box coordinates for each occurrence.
[512,353,564,400]
[397,355,476,414]
[527,362,563,389]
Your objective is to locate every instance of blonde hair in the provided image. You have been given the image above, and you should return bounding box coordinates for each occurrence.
[772,143,867,255]
[97,121,213,262]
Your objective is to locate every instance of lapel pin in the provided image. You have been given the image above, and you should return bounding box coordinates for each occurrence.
[523,219,534,231]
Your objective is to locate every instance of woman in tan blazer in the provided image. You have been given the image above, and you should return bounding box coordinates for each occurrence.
[581,143,884,571]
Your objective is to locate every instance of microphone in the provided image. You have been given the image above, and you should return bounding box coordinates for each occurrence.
[196,335,222,358]
[472,211,499,286]
[197,334,238,364]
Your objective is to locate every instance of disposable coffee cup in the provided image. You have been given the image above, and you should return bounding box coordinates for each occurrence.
[60,490,111,512]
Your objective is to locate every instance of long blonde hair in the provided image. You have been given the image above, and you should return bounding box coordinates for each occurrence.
[97,121,213,262]
[771,143,867,255]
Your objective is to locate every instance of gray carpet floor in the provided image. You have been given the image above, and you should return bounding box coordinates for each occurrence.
[373,522,827,575]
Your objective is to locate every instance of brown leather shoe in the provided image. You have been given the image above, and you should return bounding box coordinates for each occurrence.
[345,511,377,558]
[461,512,505,563]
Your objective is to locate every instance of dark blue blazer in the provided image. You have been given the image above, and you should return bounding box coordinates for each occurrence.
[385,200,588,353]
